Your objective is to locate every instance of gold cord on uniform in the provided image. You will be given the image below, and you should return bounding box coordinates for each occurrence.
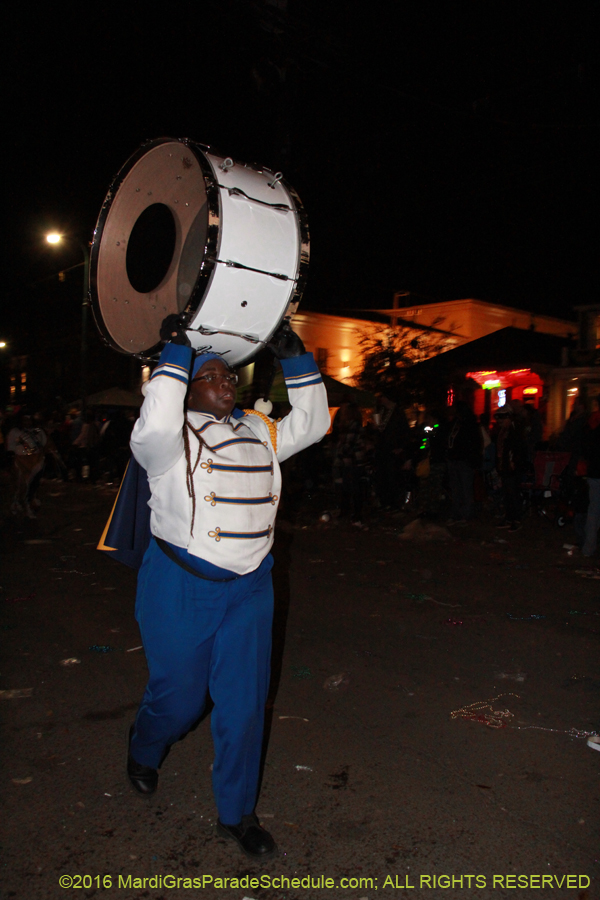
[183,417,207,537]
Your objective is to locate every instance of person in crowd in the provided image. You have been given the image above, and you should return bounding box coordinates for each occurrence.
[581,402,600,557]
[479,413,495,475]
[372,391,411,511]
[0,409,6,468]
[557,397,587,489]
[6,412,47,517]
[445,401,482,525]
[332,401,367,526]
[523,402,544,463]
[126,315,329,860]
[42,411,68,480]
[479,411,503,513]
[414,408,447,518]
[494,404,528,532]
[72,410,100,482]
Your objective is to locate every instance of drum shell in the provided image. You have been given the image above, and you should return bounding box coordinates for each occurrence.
[90,138,309,367]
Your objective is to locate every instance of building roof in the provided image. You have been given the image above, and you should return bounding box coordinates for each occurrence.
[306,308,458,335]
[412,326,569,375]
[388,296,577,324]
[298,308,392,326]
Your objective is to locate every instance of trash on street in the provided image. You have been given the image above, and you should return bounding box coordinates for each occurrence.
[323,673,350,691]
[0,689,33,700]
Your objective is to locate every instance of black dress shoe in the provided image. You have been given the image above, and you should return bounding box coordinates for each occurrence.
[217,814,277,860]
[127,725,158,796]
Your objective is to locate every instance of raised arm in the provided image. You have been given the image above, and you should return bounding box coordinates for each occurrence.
[130,343,192,477]
[266,322,330,462]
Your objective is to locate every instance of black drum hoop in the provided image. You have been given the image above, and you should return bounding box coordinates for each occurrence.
[281,176,310,314]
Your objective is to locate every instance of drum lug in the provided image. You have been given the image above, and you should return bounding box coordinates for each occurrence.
[283,300,300,320]
[219,157,235,172]
[267,172,283,189]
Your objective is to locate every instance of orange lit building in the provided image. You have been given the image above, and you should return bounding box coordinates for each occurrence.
[290,298,576,386]
[384,295,576,342]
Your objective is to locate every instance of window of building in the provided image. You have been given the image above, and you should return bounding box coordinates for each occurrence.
[316,347,329,372]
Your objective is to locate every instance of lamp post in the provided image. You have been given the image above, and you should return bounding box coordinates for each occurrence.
[46,233,90,413]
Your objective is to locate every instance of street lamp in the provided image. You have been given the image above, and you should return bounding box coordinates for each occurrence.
[45,232,90,412]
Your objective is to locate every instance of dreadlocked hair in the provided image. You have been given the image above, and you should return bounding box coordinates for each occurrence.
[183,417,208,537]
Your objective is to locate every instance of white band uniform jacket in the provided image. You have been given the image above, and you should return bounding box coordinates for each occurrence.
[130,344,330,576]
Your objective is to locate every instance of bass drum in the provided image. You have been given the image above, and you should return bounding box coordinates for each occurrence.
[90,137,309,366]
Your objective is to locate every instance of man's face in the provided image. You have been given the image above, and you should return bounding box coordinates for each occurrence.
[188,359,236,419]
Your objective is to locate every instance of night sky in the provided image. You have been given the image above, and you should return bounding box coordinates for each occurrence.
[4,1,597,345]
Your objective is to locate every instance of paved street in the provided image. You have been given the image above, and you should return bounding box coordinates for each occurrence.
[1,478,598,900]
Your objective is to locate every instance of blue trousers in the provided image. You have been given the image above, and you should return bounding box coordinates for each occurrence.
[130,538,274,824]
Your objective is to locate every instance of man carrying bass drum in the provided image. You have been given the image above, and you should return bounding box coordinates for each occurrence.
[127,314,330,860]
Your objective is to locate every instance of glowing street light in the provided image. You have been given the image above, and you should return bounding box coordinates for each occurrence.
[45,231,91,411]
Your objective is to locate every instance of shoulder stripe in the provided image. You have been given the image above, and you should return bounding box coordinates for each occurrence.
[161,362,189,373]
[284,370,320,382]
[287,376,323,388]
[149,370,189,386]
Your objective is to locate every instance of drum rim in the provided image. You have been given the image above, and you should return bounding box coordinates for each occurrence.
[89,137,222,359]
[281,175,310,316]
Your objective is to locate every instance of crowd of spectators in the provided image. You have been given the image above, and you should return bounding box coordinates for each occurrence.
[326,393,600,554]
[2,390,600,561]
[0,405,135,517]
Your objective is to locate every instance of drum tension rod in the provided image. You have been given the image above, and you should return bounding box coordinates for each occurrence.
[220,185,291,212]
[214,258,293,282]
[192,325,266,345]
